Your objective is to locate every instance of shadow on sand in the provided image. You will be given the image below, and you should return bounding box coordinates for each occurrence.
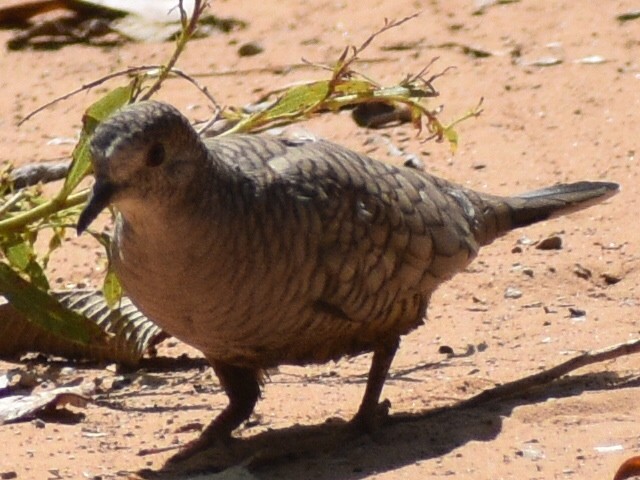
[139,370,640,479]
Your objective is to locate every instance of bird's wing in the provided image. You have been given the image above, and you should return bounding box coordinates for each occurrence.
[204,134,480,325]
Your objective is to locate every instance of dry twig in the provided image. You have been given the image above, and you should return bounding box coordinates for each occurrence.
[140,0,208,101]
[463,338,640,407]
[19,65,220,126]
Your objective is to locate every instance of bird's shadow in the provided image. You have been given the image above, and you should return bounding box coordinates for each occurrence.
[139,370,640,479]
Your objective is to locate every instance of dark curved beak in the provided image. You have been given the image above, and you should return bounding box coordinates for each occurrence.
[77,179,116,235]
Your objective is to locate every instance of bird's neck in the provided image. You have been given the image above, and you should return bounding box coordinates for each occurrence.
[113,158,254,260]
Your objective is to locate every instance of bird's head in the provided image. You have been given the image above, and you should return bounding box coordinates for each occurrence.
[77,101,207,234]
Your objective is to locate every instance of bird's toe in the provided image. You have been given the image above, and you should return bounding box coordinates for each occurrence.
[349,398,392,437]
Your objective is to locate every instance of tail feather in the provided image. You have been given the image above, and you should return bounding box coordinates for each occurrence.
[474,181,619,246]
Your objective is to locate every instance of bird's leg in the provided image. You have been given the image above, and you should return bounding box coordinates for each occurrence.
[350,338,399,433]
[169,361,261,463]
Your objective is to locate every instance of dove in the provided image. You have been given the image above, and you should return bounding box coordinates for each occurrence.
[77,100,618,460]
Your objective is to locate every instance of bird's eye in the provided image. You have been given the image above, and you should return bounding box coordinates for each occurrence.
[146,142,165,167]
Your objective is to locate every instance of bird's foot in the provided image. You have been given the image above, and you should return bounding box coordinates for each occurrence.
[167,428,233,464]
[349,398,391,437]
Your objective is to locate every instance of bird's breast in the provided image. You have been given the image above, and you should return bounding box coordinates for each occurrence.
[110,205,334,364]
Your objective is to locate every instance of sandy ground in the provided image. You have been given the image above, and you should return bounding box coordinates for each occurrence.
[0,0,639,479]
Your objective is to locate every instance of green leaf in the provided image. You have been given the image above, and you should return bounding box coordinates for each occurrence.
[333,79,376,96]
[0,262,108,346]
[60,139,92,200]
[259,81,331,120]
[102,268,123,309]
[3,234,49,291]
[42,226,64,269]
[5,235,32,271]
[84,83,137,129]
[24,259,49,291]
[58,83,137,200]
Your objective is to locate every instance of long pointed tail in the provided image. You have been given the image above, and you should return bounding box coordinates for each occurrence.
[473,181,619,246]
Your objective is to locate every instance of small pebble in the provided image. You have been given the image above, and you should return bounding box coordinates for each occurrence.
[594,444,624,453]
[522,56,563,67]
[569,307,586,318]
[472,295,486,304]
[617,9,640,22]
[601,273,622,285]
[438,345,454,355]
[504,287,523,299]
[353,102,410,128]
[574,264,592,280]
[575,55,607,64]
[517,236,533,246]
[519,442,545,460]
[404,155,424,170]
[536,235,562,250]
[111,376,131,390]
[238,41,264,56]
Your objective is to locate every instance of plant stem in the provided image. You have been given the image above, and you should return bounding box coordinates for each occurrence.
[140,0,206,101]
[0,190,89,234]
[0,191,26,217]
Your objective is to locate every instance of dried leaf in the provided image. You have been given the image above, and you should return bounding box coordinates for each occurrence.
[8,162,69,190]
[0,289,163,367]
[0,384,91,425]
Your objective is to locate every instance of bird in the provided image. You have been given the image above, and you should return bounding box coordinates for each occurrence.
[77,100,618,461]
